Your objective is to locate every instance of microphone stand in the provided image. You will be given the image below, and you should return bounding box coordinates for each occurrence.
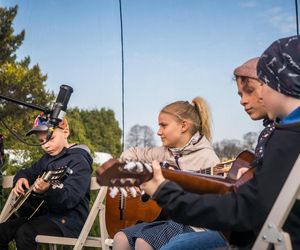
[0,84,73,195]
[0,95,50,203]
[0,94,50,114]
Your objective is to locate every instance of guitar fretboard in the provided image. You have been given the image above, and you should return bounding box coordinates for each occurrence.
[200,167,213,175]
[199,163,232,176]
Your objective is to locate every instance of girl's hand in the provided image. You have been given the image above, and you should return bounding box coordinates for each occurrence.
[33,178,50,193]
[13,178,29,196]
[140,160,165,196]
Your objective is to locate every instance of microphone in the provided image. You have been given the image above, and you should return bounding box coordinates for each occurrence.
[49,85,73,127]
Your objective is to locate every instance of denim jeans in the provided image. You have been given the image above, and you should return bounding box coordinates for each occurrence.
[160,230,228,250]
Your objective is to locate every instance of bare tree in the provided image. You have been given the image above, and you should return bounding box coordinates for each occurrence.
[213,139,244,160]
[243,132,258,151]
[126,125,141,147]
[213,131,259,160]
[126,124,156,148]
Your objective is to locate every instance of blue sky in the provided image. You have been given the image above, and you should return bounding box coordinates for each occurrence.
[0,0,297,144]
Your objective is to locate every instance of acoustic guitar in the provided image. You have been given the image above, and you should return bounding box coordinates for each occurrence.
[2,167,72,223]
[104,160,234,238]
[97,150,255,237]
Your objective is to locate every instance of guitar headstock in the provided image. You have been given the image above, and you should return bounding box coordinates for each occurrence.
[42,167,72,186]
[96,159,153,187]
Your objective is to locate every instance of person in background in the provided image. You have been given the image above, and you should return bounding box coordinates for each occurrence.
[234,57,274,178]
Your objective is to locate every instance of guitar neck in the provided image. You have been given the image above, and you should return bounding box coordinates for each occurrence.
[161,168,234,195]
[199,167,213,175]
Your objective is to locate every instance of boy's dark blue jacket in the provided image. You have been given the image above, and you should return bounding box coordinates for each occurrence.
[152,122,300,248]
[13,144,93,237]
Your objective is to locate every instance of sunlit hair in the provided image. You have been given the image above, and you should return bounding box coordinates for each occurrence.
[160,96,212,141]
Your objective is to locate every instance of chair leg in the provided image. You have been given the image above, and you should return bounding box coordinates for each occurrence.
[49,244,57,250]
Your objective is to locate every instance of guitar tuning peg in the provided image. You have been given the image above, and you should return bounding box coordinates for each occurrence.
[120,187,128,197]
[120,178,132,185]
[109,187,119,198]
[135,162,144,173]
[124,162,136,171]
[129,187,137,198]
[144,163,152,173]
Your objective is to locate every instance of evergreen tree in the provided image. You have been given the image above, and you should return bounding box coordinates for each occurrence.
[0,5,54,172]
[0,5,25,64]
[68,108,122,157]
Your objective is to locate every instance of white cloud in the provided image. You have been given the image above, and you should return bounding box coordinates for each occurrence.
[264,6,296,34]
[239,1,257,8]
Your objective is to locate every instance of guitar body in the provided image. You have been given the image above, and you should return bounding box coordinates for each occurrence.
[10,190,46,220]
[105,192,163,238]
[226,150,255,180]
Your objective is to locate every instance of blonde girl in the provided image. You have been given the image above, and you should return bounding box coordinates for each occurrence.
[113,96,219,250]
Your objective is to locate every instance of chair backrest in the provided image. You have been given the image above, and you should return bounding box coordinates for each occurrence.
[252,154,300,250]
[34,176,110,250]
[0,176,15,223]
[2,175,13,189]
[73,177,109,249]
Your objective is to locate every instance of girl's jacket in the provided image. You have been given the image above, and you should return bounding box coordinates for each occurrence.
[121,133,220,171]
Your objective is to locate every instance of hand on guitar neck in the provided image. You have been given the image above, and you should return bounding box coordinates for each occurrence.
[140,160,165,197]
[13,176,51,196]
[13,178,50,196]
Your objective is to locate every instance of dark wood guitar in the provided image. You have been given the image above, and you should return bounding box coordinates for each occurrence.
[2,167,72,222]
[97,151,255,237]
[104,155,236,238]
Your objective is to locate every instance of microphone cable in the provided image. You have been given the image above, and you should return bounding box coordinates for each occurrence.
[295,0,299,35]
[0,116,52,147]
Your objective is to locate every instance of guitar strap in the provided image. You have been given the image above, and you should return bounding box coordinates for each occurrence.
[251,120,275,166]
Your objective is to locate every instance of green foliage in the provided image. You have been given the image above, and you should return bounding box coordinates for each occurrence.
[0,5,122,164]
[0,5,25,64]
[0,61,54,145]
[0,5,54,173]
[68,108,122,157]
